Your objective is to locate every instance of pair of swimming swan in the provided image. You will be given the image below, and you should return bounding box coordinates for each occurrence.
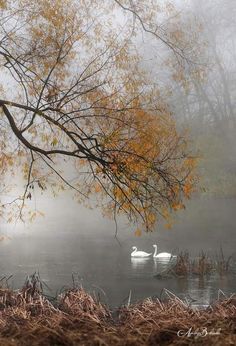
[131,244,174,258]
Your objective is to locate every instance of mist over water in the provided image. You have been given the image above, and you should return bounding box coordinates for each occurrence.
[0,194,235,308]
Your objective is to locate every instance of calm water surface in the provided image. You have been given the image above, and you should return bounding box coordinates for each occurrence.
[0,195,235,308]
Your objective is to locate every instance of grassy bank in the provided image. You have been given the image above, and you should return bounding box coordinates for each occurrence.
[0,279,235,345]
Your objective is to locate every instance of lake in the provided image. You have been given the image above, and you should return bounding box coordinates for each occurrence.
[0,194,235,309]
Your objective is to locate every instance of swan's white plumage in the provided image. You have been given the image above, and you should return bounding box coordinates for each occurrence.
[153,244,175,258]
[131,246,152,258]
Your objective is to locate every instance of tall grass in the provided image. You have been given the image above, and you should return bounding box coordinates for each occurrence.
[155,249,234,278]
[0,278,235,346]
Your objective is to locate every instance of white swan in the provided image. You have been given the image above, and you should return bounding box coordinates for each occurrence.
[131,246,152,258]
[153,244,175,258]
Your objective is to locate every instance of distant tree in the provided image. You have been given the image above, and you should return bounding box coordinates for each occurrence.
[0,0,198,231]
[166,0,236,197]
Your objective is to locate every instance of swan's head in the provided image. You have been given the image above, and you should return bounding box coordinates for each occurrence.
[153,244,157,248]
[132,246,136,250]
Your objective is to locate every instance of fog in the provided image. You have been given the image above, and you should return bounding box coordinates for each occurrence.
[0,0,236,307]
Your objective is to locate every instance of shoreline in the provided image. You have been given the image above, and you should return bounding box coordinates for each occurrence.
[0,281,235,345]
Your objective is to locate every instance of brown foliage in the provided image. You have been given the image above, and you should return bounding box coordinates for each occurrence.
[0,0,200,230]
[0,282,235,346]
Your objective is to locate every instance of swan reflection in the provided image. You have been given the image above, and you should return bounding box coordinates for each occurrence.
[153,257,176,272]
[131,257,151,270]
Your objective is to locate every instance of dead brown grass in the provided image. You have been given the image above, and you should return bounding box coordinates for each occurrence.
[0,277,235,346]
[156,250,234,278]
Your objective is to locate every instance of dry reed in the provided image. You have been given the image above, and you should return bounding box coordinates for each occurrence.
[0,275,235,345]
[155,250,234,278]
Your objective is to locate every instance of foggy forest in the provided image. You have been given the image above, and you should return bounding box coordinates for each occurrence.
[0,1,235,345]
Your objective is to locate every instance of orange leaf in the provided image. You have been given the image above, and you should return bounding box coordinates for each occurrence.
[134,229,142,237]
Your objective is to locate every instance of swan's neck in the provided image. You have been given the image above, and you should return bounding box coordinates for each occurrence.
[132,247,137,254]
[153,245,157,257]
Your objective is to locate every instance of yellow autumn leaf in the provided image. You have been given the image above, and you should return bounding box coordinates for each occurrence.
[51,137,58,146]
[94,183,101,193]
[172,202,185,211]
[164,223,172,230]
[134,229,142,237]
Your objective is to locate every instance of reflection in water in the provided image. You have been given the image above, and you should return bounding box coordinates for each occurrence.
[184,277,211,308]
[149,258,234,309]
[131,257,151,270]
[131,257,174,273]
[198,276,206,290]
[174,274,235,309]
[153,257,175,272]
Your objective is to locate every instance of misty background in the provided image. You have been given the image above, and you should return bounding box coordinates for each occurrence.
[0,0,236,307]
